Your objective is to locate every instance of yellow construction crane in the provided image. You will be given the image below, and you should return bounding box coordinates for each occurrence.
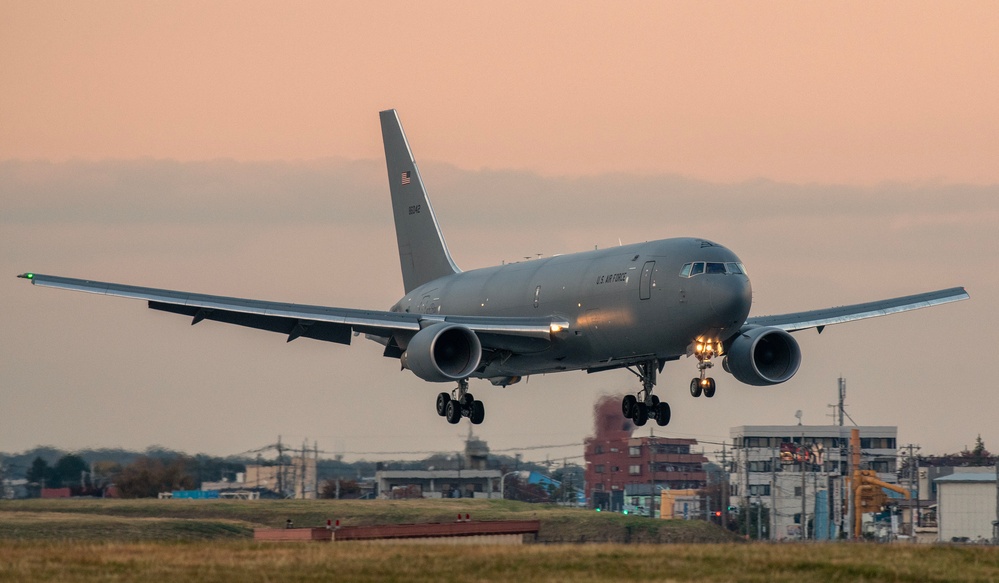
[848,428,910,538]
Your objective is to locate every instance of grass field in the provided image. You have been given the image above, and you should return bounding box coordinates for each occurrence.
[2,499,998,582]
[2,540,999,582]
[0,498,738,544]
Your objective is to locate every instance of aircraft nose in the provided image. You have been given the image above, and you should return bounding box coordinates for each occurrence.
[710,275,752,328]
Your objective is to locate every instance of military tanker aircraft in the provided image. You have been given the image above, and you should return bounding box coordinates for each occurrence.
[19,110,969,426]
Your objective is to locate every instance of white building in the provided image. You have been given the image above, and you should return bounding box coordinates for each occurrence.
[935,470,998,543]
[730,425,899,540]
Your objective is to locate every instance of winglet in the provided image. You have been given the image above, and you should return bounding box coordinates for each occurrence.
[18,272,36,281]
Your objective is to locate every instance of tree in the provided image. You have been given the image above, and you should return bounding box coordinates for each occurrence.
[320,478,361,499]
[25,457,53,496]
[960,435,994,467]
[114,456,195,498]
[54,454,89,489]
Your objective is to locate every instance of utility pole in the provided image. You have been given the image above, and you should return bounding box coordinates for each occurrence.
[771,445,777,540]
[900,443,921,537]
[301,440,307,500]
[277,435,284,497]
[800,418,807,541]
[838,377,846,427]
[716,442,730,529]
[745,445,751,538]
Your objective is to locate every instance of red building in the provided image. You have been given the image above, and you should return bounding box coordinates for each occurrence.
[584,396,708,512]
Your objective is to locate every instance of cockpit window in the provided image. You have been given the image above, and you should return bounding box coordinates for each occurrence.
[680,261,748,278]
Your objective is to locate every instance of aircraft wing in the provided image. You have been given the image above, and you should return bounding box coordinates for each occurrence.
[746,287,969,333]
[17,273,564,352]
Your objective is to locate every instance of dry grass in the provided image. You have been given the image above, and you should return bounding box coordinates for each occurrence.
[1,541,997,583]
[0,498,739,543]
[3,500,997,582]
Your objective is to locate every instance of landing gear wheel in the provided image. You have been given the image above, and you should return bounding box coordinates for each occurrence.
[633,403,649,426]
[690,378,703,398]
[460,393,475,407]
[649,395,660,407]
[703,378,716,398]
[470,400,485,425]
[655,402,671,427]
[622,395,638,419]
[445,400,461,424]
[436,392,450,416]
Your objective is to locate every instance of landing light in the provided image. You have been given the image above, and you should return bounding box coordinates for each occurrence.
[550,323,565,334]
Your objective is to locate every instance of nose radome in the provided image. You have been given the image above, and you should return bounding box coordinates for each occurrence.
[710,275,752,326]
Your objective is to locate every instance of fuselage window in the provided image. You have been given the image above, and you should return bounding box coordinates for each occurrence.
[690,262,705,276]
[679,263,692,277]
[706,262,726,274]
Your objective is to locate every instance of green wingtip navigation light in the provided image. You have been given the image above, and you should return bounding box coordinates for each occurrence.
[20,273,35,280]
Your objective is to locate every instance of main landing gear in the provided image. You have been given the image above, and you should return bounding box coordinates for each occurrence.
[621,360,671,427]
[689,340,718,399]
[435,378,485,425]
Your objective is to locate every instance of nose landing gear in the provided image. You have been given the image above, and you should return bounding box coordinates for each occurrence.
[621,360,671,427]
[689,340,718,399]
[435,379,485,425]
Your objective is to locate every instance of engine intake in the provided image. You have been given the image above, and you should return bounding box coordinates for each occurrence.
[401,323,482,382]
[723,326,801,386]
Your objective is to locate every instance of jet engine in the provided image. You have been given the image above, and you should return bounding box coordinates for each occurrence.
[400,322,482,382]
[722,326,801,386]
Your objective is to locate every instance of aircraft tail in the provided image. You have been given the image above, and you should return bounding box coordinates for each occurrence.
[380,109,460,293]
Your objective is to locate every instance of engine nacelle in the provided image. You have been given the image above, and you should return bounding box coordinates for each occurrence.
[723,326,801,386]
[400,323,482,382]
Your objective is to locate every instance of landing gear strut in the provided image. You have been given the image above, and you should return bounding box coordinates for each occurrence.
[690,340,718,399]
[435,379,485,425]
[621,360,671,427]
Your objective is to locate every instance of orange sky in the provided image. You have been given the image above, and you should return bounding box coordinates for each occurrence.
[2,3,996,460]
[3,1,998,184]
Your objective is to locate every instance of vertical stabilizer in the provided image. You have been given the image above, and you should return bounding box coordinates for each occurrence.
[380,109,461,293]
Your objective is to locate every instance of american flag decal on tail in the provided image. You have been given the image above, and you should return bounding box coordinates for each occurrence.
[401,171,411,185]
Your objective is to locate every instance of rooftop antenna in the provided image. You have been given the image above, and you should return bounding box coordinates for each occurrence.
[795,410,803,426]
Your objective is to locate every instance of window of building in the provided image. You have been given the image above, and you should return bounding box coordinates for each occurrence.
[794,486,802,497]
[595,465,605,474]
[629,446,641,456]
[594,483,604,491]
[611,466,620,473]
[749,484,771,496]
[629,465,642,475]
[871,461,892,474]
[595,445,603,454]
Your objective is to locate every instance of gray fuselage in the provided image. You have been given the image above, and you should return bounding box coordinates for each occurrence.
[390,237,752,379]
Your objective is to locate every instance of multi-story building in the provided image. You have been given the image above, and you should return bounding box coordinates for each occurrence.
[584,397,707,514]
[729,424,898,540]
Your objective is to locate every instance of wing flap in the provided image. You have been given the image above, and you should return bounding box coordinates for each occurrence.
[747,287,969,332]
[19,273,562,350]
